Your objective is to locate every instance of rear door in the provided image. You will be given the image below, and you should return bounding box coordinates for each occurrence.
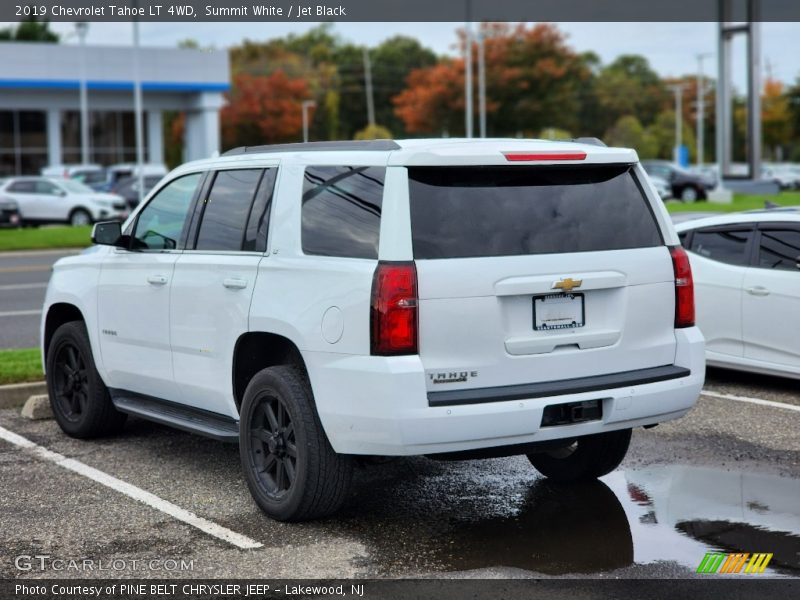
[170,166,277,417]
[742,223,800,369]
[5,180,40,220]
[407,164,678,392]
[684,224,754,359]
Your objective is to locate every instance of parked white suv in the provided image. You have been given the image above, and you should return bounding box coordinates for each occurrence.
[1,176,127,225]
[41,139,705,521]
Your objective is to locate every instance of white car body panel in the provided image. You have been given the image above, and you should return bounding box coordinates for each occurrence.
[676,212,800,380]
[42,138,704,455]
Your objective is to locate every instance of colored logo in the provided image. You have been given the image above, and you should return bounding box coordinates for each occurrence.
[696,552,773,574]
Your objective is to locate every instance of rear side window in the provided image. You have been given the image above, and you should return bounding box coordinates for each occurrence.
[757,227,800,271]
[408,165,662,259]
[302,166,385,259]
[195,169,262,252]
[7,180,35,193]
[689,228,752,266]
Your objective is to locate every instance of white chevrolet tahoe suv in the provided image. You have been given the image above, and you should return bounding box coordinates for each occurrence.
[41,139,705,521]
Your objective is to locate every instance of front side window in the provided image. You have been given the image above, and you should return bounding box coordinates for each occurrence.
[758,227,800,271]
[302,166,385,259]
[132,173,201,250]
[688,227,752,266]
[195,169,263,252]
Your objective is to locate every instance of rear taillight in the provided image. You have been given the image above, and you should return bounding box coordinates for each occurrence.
[503,151,587,161]
[370,261,418,355]
[669,246,695,328]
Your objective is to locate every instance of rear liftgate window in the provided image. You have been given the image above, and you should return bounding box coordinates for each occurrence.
[408,165,662,259]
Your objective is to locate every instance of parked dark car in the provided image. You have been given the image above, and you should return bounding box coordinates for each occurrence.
[111,175,163,209]
[641,161,713,203]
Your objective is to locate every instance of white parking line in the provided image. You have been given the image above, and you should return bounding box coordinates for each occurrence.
[0,282,47,291]
[0,309,41,317]
[701,389,800,413]
[0,425,263,550]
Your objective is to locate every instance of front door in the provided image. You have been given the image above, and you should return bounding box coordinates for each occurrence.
[96,172,203,400]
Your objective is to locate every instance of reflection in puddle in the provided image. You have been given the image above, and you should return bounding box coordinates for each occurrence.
[620,466,800,575]
[351,463,800,576]
[426,479,633,574]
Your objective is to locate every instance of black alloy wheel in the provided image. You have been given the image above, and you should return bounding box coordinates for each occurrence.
[52,341,90,423]
[248,394,298,498]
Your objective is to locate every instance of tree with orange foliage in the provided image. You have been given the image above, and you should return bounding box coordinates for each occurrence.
[393,23,593,137]
[221,71,313,149]
[761,77,791,159]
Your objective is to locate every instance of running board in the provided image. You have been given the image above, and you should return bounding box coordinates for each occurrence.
[110,390,239,443]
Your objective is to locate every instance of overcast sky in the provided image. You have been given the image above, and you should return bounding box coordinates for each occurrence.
[10,21,800,87]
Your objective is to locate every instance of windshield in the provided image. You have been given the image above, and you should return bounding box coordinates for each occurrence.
[59,179,96,194]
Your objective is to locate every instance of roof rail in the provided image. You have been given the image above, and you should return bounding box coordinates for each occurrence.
[222,140,401,156]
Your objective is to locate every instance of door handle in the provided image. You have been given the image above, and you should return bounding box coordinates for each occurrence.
[146,275,168,286]
[223,278,248,290]
[745,286,770,297]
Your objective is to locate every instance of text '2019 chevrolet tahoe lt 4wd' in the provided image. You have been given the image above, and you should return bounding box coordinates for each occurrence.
[41,139,705,521]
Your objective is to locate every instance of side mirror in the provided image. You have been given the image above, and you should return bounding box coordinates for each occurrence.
[91,221,124,247]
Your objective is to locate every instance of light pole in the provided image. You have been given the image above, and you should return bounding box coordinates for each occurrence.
[75,21,89,165]
[363,47,375,127]
[464,20,473,138]
[132,6,145,207]
[302,100,316,143]
[669,84,686,164]
[477,25,486,138]
[696,52,713,166]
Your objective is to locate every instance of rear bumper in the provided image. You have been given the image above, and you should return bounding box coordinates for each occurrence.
[306,327,705,456]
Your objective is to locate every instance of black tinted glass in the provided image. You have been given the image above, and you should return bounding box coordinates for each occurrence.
[8,180,35,193]
[758,228,800,271]
[408,165,662,259]
[242,168,277,253]
[133,173,201,250]
[689,228,751,265]
[302,166,385,259]
[196,169,262,251]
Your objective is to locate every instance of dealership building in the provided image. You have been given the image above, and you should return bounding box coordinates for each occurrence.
[0,41,229,176]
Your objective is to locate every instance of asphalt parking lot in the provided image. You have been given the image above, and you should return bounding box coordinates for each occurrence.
[1,368,799,580]
[0,250,78,349]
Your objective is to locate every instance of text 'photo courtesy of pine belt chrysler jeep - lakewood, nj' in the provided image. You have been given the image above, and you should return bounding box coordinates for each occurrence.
[40,138,705,521]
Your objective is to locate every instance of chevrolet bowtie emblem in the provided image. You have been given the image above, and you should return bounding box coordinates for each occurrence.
[552,278,583,292]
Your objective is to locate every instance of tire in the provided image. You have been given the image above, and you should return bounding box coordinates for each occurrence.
[680,186,698,203]
[527,429,632,483]
[239,366,353,521]
[69,208,92,226]
[46,321,127,438]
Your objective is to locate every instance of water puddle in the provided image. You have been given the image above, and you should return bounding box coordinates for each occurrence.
[344,463,800,576]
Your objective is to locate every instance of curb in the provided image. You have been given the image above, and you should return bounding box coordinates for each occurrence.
[0,381,47,409]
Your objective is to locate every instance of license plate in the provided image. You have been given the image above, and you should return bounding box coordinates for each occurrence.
[533,293,585,331]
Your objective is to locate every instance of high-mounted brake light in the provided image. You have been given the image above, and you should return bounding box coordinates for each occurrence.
[503,151,587,162]
[669,246,695,328]
[371,262,418,356]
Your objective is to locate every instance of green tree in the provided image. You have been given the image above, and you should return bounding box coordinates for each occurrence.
[604,115,658,157]
[645,110,697,161]
[354,124,392,140]
[594,55,668,133]
[0,17,59,42]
